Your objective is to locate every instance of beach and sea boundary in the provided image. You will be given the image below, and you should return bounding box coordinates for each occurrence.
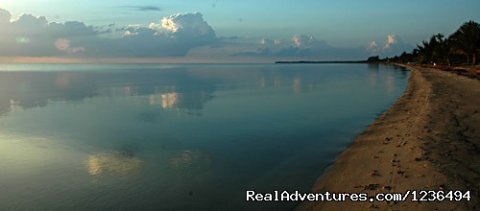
[298,64,480,210]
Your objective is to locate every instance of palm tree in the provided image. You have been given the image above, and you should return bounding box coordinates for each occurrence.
[432,34,450,65]
[450,20,480,65]
[416,34,449,64]
[417,40,432,64]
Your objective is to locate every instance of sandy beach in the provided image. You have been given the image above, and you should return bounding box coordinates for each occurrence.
[298,65,480,210]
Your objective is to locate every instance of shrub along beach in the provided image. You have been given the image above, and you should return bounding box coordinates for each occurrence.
[299,21,480,210]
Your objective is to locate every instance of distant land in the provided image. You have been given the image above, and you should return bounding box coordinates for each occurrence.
[275,60,366,64]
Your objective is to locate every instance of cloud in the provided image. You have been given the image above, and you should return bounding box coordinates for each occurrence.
[55,38,85,54]
[368,41,378,51]
[383,34,396,50]
[102,12,216,57]
[0,8,217,57]
[367,34,412,57]
[260,38,274,45]
[110,12,217,57]
[292,34,327,48]
[152,12,216,38]
[0,8,11,23]
[121,6,162,12]
[0,8,97,56]
[0,7,414,61]
[233,34,368,60]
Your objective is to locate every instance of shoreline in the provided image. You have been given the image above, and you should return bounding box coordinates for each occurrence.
[298,65,480,210]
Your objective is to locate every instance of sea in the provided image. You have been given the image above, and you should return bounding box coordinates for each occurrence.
[0,63,409,210]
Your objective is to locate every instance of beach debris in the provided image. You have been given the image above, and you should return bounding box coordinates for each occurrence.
[383,137,392,144]
[396,141,408,147]
[391,159,400,167]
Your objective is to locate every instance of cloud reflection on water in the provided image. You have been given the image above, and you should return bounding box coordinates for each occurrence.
[169,150,211,168]
[0,67,219,116]
[161,92,178,110]
[87,152,143,176]
[0,65,337,118]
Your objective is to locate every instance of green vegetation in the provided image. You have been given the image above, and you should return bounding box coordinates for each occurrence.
[377,21,480,65]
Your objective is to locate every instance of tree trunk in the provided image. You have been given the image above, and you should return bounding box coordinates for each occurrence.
[473,54,477,65]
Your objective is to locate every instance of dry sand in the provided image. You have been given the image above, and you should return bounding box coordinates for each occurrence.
[298,65,480,210]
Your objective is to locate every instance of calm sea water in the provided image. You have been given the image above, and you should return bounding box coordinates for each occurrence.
[0,63,409,210]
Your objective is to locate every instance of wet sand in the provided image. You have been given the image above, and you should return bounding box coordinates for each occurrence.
[298,65,480,210]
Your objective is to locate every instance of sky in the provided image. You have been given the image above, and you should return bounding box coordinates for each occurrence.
[1,0,479,63]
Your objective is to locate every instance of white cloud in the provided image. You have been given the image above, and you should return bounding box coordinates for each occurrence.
[368,41,378,50]
[123,30,138,37]
[233,34,368,60]
[291,34,329,49]
[0,8,217,57]
[292,34,314,47]
[260,38,273,45]
[367,34,412,57]
[150,12,215,38]
[158,17,178,32]
[110,12,217,57]
[383,34,396,50]
[0,7,413,61]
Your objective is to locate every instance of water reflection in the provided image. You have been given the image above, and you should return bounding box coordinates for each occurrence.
[0,72,97,115]
[161,92,178,110]
[0,68,219,116]
[0,65,328,117]
[293,77,302,94]
[368,63,380,71]
[169,150,211,168]
[0,64,410,211]
[87,152,143,176]
[367,63,409,92]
